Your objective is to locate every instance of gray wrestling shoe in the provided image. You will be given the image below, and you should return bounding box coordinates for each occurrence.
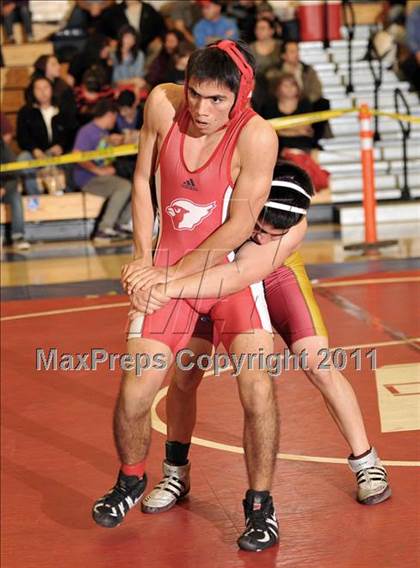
[348,447,391,505]
[141,460,190,514]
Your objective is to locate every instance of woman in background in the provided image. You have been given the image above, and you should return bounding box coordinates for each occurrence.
[32,54,78,144]
[260,74,329,191]
[261,73,314,153]
[146,29,185,88]
[250,17,282,75]
[111,25,146,93]
[17,77,72,194]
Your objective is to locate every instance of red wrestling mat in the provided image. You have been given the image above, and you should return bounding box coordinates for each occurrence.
[2,272,420,568]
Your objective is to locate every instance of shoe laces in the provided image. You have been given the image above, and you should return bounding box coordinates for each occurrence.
[357,465,387,485]
[103,477,135,506]
[245,505,269,533]
[159,474,184,489]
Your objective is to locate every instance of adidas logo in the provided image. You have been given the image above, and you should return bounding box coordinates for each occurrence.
[182,178,197,190]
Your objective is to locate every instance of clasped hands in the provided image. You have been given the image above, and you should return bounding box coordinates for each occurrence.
[121,259,174,320]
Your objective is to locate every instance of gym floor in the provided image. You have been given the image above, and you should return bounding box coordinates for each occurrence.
[1,223,419,568]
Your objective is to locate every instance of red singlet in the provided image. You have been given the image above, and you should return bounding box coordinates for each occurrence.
[127,105,271,353]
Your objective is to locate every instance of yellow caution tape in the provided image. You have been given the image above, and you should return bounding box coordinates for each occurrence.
[0,106,418,174]
[370,109,420,124]
[0,143,138,173]
[269,107,357,130]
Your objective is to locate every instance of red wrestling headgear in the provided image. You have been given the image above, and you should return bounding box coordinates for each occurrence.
[184,40,254,120]
[212,40,254,119]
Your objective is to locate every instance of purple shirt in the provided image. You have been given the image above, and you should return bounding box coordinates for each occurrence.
[73,121,108,188]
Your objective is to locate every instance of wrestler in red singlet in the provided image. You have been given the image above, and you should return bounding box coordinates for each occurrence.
[128,53,271,353]
[93,40,280,553]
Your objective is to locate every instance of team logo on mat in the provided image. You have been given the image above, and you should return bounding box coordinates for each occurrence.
[166,199,216,231]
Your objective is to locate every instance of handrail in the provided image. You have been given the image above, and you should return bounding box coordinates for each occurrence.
[394,87,412,200]
[342,0,356,94]
[367,33,383,142]
[322,0,330,50]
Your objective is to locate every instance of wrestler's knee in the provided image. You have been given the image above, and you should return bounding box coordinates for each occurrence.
[173,367,203,394]
[118,367,166,416]
[293,337,334,391]
[238,374,275,416]
[303,351,338,391]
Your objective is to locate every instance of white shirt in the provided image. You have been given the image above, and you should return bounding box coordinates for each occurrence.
[125,1,142,31]
[40,106,59,143]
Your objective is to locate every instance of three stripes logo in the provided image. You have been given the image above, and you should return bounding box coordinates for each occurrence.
[182,178,198,191]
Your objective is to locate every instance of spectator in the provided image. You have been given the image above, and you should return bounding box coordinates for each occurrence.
[66,0,109,34]
[111,25,146,91]
[115,90,143,134]
[1,0,33,43]
[0,113,30,250]
[193,0,239,48]
[378,0,407,28]
[68,34,112,87]
[260,74,314,153]
[400,5,420,93]
[72,99,132,243]
[75,68,115,126]
[279,41,322,103]
[260,73,330,190]
[162,41,196,85]
[97,1,166,52]
[113,90,142,181]
[145,29,184,87]
[256,1,283,39]
[17,77,73,195]
[250,18,282,76]
[226,0,257,43]
[164,1,200,43]
[279,41,333,143]
[32,54,78,143]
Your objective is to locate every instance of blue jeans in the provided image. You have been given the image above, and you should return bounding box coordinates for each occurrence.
[17,151,41,195]
[3,4,33,39]
[2,179,25,238]
[0,141,25,238]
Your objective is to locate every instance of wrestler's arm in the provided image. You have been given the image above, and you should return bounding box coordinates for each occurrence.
[170,118,279,280]
[121,86,176,285]
[162,219,307,299]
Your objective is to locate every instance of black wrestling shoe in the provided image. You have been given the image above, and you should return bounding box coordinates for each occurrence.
[237,490,279,552]
[92,471,147,528]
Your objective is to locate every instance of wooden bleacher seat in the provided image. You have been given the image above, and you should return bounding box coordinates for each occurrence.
[0,89,25,113]
[343,2,384,25]
[0,193,105,224]
[2,42,53,67]
[4,112,18,133]
[0,66,33,89]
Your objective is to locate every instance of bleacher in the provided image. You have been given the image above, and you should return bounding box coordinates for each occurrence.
[299,25,420,216]
[1,3,419,240]
[0,193,105,224]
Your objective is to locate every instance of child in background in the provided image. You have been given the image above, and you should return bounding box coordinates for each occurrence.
[115,90,143,138]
